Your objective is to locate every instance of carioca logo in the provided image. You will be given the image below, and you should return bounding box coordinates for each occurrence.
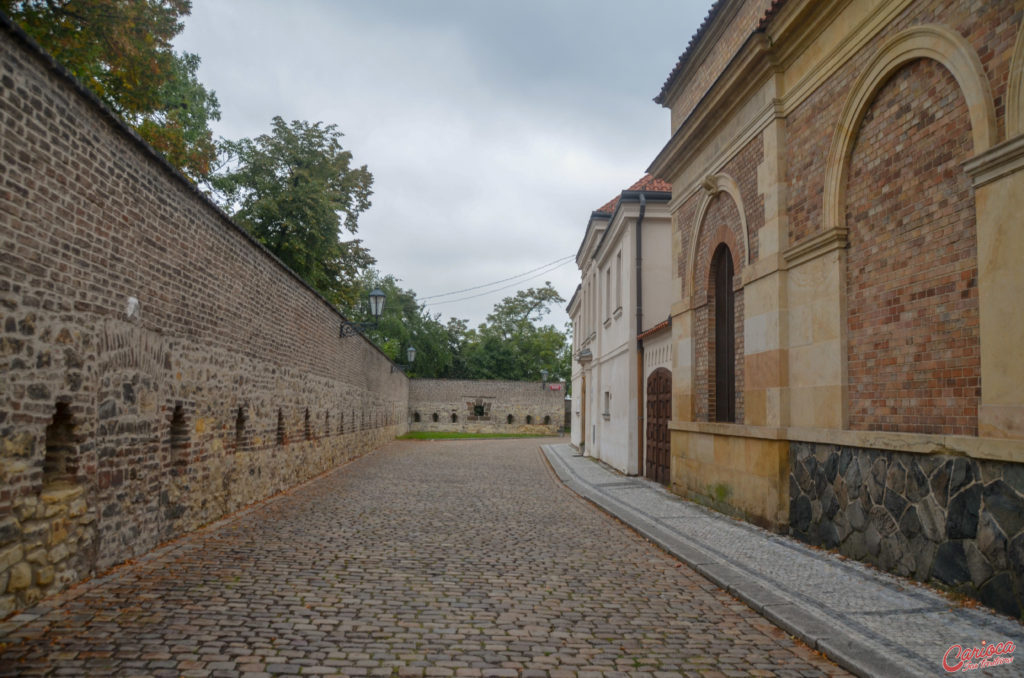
[943,640,1016,672]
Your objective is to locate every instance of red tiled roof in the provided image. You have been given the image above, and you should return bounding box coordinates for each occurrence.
[654,0,789,105]
[594,175,673,215]
[654,0,726,105]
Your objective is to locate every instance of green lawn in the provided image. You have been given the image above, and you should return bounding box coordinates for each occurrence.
[397,431,559,440]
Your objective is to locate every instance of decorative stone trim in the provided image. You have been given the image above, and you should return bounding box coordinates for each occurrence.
[822,24,997,236]
[962,134,1024,189]
[667,421,1024,464]
[781,227,848,269]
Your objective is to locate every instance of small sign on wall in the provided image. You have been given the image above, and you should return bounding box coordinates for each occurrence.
[549,384,562,391]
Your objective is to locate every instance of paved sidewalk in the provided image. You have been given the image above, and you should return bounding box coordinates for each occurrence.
[542,443,1024,678]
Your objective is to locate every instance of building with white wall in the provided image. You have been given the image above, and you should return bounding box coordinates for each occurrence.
[568,176,672,477]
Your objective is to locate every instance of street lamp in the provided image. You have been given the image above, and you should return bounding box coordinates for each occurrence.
[340,288,386,337]
[541,369,549,389]
[393,345,417,373]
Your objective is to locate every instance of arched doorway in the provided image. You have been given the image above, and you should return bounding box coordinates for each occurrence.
[711,244,735,423]
[645,367,671,484]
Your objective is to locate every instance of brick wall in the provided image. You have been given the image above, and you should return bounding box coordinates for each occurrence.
[692,194,746,424]
[786,0,1019,248]
[408,379,565,435]
[845,58,979,435]
[0,21,408,615]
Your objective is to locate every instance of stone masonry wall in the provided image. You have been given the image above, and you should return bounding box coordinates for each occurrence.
[408,379,565,435]
[0,20,408,616]
[790,442,1024,618]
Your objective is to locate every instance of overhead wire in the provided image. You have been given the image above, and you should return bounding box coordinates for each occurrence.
[421,258,576,307]
[418,255,574,301]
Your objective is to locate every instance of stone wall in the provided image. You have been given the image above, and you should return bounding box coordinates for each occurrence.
[0,19,408,616]
[789,442,1024,618]
[408,379,564,435]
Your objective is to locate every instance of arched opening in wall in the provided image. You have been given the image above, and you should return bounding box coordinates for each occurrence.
[432,412,439,423]
[710,243,736,423]
[43,401,79,488]
[413,411,421,422]
[473,404,485,417]
[170,403,189,466]
[325,411,330,436]
[304,408,312,440]
[543,415,551,425]
[844,58,979,435]
[235,406,248,452]
[451,413,458,423]
[277,409,286,447]
[507,414,514,425]
[526,415,533,425]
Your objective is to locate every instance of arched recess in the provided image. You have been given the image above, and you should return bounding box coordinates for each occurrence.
[822,24,997,234]
[1008,22,1024,138]
[686,173,749,303]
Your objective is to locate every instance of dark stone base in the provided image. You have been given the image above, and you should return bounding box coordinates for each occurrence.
[789,442,1024,619]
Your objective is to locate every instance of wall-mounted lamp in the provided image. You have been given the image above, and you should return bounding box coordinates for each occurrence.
[392,345,417,373]
[340,288,386,337]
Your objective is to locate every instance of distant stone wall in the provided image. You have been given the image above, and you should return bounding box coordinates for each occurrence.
[408,380,564,435]
[0,20,407,616]
[789,442,1024,618]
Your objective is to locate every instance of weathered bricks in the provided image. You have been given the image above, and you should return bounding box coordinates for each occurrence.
[0,18,408,616]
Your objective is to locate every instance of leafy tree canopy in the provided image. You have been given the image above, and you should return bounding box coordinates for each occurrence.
[458,283,570,383]
[3,0,221,179]
[347,271,451,378]
[210,117,375,309]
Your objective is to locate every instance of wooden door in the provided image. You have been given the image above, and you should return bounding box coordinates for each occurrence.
[645,368,671,484]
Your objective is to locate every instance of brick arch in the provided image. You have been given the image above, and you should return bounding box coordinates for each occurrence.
[690,190,745,424]
[823,24,997,235]
[686,173,748,303]
[1008,22,1024,137]
[844,57,979,435]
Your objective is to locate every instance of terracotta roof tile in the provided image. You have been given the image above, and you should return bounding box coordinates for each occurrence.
[654,0,726,105]
[594,174,673,215]
[655,0,788,105]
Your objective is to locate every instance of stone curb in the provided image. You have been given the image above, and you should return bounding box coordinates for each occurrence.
[540,444,918,678]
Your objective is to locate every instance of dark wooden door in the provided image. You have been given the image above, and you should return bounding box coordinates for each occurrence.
[713,245,736,422]
[645,367,672,484]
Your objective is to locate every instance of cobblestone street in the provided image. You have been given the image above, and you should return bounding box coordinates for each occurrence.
[0,439,847,677]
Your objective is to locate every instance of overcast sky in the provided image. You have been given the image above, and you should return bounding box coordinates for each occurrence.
[175,1,714,329]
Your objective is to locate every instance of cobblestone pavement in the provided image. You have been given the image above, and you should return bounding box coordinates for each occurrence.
[0,439,849,677]
[543,444,1024,678]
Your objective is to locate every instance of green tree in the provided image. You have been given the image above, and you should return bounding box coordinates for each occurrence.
[348,271,452,378]
[210,117,375,308]
[462,283,570,382]
[3,0,221,179]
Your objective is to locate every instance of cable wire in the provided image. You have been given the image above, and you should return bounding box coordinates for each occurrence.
[422,258,575,307]
[418,255,574,301]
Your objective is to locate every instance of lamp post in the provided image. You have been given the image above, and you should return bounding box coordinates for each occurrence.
[541,369,549,389]
[393,345,417,373]
[340,288,386,337]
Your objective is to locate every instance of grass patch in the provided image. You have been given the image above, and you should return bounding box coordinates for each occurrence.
[397,431,557,440]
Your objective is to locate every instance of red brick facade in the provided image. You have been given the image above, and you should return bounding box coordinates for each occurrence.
[0,19,408,614]
[846,58,980,435]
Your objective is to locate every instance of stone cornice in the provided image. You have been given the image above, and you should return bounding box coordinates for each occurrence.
[782,227,848,269]
[668,421,1024,463]
[962,134,1024,188]
[658,0,746,110]
[649,33,777,182]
